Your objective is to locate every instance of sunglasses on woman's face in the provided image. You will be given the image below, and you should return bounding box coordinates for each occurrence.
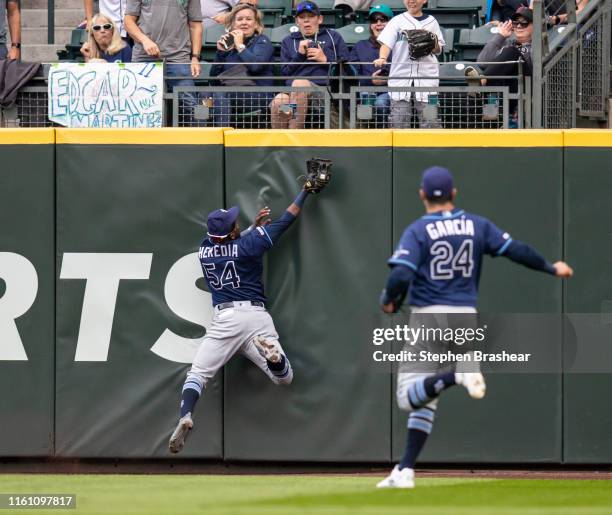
[92,23,113,31]
[371,16,388,23]
[512,21,530,28]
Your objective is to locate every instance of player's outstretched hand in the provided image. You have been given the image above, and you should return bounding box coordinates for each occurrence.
[253,207,271,227]
[553,261,573,278]
[381,302,397,314]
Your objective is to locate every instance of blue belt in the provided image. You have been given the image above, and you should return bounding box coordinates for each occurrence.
[216,300,265,310]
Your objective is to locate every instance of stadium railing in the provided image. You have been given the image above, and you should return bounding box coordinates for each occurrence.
[532,0,611,128]
[0,61,529,130]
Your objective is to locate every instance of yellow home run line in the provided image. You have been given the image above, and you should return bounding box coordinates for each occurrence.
[224,130,393,147]
[0,128,55,144]
[55,128,225,145]
[393,130,564,147]
[0,129,610,147]
[564,129,612,147]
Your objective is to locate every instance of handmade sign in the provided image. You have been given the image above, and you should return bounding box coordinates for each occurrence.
[48,62,163,128]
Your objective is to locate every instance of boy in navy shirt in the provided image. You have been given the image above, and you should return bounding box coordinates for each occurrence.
[270,1,349,129]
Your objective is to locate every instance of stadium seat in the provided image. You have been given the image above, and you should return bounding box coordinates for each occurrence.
[257,0,292,27]
[311,0,345,27]
[202,24,227,61]
[431,0,487,12]
[547,23,577,52]
[58,29,87,61]
[454,24,498,61]
[441,27,455,61]
[439,61,471,84]
[269,23,299,46]
[335,24,370,46]
[423,7,480,29]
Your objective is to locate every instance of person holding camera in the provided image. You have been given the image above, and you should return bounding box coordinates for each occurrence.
[270,1,349,129]
[350,3,393,127]
[210,3,274,127]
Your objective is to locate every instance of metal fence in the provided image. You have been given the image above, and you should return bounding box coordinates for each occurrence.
[535,0,611,127]
[1,62,529,129]
[578,3,611,118]
[169,62,529,129]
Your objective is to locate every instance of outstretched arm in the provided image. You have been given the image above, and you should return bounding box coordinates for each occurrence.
[380,265,415,314]
[503,240,573,277]
[263,190,311,244]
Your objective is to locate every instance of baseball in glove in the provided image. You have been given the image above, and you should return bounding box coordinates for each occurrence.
[303,158,332,194]
[402,29,438,60]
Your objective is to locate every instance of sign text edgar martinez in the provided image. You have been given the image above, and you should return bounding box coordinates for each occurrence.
[48,62,163,128]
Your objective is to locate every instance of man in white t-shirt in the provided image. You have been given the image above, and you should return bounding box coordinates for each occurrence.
[84,0,127,38]
[374,0,444,128]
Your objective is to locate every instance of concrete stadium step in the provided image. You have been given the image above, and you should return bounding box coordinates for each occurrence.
[23,27,75,45]
[22,0,82,8]
[21,44,66,63]
[22,9,83,28]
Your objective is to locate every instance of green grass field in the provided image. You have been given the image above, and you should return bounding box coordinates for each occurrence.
[2,474,612,515]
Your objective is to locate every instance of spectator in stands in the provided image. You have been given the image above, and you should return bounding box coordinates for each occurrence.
[529,0,589,26]
[334,0,372,23]
[210,3,274,127]
[125,0,202,124]
[80,15,132,62]
[374,0,445,128]
[487,0,529,24]
[203,0,259,30]
[350,3,393,126]
[476,6,533,76]
[466,6,532,127]
[83,0,129,42]
[270,1,350,129]
[0,0,21,60]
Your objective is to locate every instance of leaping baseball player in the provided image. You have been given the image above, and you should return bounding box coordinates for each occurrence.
[169,159,331,454]
[377,166,573,488]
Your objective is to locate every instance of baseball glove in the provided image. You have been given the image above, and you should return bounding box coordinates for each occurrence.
[303,158,332,194]
[402,29,437,60]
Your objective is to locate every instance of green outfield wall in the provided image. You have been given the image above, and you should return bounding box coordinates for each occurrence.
[0,128,609,463]
[0,129,55,457]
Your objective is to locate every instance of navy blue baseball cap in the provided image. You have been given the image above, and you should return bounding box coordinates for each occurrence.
[422,166,454,199]
[296,1,320,15]
[207,206,240,238]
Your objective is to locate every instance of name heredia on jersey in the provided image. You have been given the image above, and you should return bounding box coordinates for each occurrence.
[199,243,239,259]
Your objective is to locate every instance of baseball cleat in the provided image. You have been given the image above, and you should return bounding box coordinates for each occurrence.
[168,414,193,454]
[455,372,486,399]
[252,335,281,363]
[376,465,415,489]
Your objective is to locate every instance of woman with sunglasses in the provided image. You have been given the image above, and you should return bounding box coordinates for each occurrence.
[466,6,533,127]
[477,6,533,75]
[80,14,132,63]
[209,3,274,127]
[349,4,393,128]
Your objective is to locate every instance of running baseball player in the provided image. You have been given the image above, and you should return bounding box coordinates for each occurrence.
[169,160,331,453]
[373,0,445,128]
[377,166,573,488]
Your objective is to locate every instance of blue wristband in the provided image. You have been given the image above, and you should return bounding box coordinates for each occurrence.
[294,190,308,208]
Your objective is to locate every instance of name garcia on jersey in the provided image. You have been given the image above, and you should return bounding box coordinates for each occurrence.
[199,243,239,259]
[425,218,475,240]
